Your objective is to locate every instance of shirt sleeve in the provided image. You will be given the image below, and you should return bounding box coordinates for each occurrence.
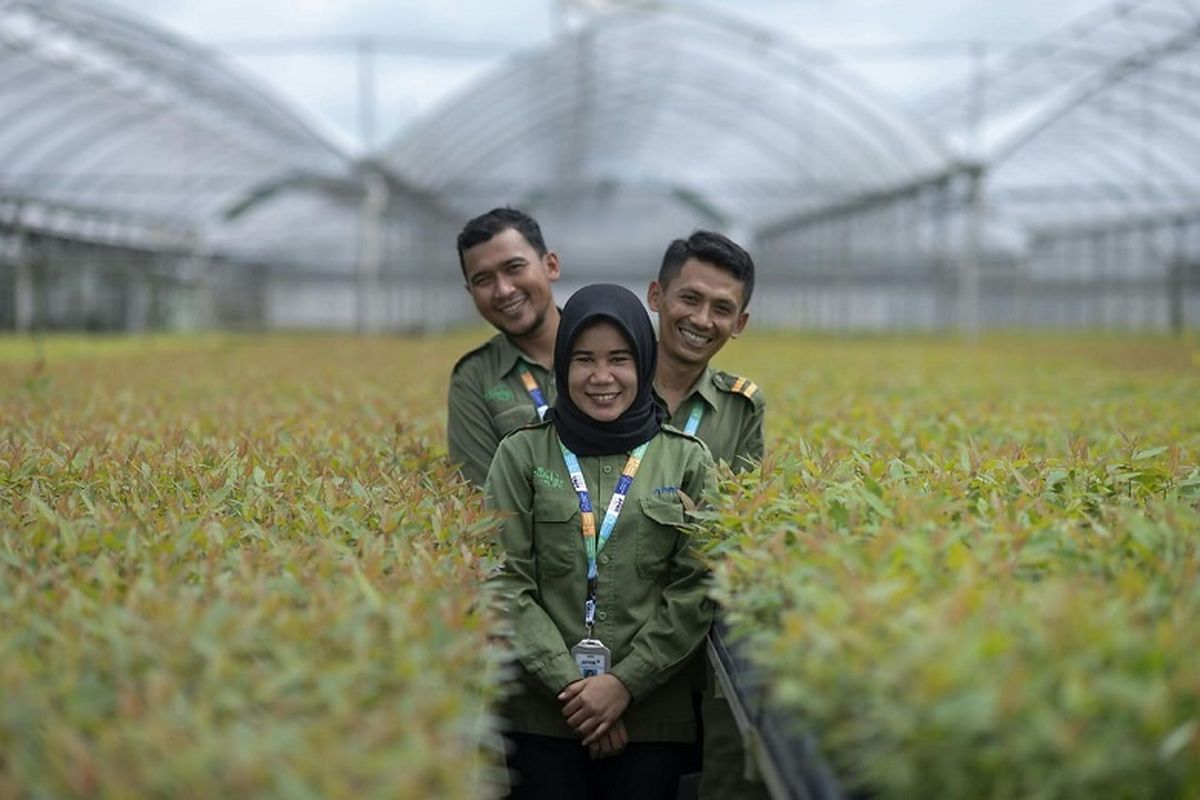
[447,365,500,488]
[609,443,717,701]
[732,390,766,473]
[484,437,582,698]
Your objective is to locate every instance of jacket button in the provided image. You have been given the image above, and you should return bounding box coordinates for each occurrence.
[600,554,610,565]
[603,465,614,475]
[598,611,608,621]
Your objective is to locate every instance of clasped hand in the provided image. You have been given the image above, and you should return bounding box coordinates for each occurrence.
[558,674,631,758]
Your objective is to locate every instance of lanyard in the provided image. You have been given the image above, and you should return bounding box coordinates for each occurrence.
[683,399,704,435]
[519,368,549,421]
[559,439,651,634]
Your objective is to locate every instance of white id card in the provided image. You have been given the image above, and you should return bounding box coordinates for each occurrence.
[571,638,611,677]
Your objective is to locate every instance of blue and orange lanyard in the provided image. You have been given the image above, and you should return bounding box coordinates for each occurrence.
[519,367,549,421]
[683,399,704,435]
[559,439,651,635]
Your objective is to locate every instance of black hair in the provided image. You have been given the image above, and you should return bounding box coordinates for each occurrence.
[456,207,547,275]
[657,230,755,309]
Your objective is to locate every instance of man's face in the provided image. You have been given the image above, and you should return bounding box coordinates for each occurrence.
[462,227,560,339]
[648,257,749,368]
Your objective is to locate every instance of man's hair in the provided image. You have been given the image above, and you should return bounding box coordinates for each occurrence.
[456,207,547,274]
[658,230,755,309]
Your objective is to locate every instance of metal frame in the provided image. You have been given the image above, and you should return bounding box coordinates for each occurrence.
[707,623,846,800]
[383,4,952,227]
[0,0,352,251]
[3,0,1199,330]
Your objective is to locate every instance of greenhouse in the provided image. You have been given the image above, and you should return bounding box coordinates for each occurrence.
[2,0,1198,332]
[2,2,1199,798]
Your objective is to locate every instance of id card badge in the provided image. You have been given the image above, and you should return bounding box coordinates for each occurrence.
[571,638,611,677]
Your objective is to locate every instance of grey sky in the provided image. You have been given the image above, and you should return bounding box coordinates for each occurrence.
[99,0,1107,154]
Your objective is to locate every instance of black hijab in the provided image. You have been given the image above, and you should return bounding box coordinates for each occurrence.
[547,284,665,456]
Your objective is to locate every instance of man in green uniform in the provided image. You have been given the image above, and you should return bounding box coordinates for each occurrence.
[647,230,769,800]
[448,208,562,487]
[648,230,763,472]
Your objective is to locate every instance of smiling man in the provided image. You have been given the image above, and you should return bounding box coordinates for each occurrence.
[648,230,763,474]
[447,208,562,487]
[649,231,768,800]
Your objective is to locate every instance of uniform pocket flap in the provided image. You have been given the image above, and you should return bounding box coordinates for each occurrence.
[639,496,686,528]
[534,494,579,523]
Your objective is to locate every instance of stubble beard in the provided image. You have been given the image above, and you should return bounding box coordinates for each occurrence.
[505,303,548,341]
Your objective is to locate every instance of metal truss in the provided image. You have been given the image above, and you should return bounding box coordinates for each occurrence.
[382,3,953,237]
[0,0,353,252]
[3,0,1199,331]
[916,0,1200,232]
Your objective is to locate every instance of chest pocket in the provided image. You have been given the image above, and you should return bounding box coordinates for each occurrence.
[636,496,687,579]
[533,494,581,578]
[494,403,540,437]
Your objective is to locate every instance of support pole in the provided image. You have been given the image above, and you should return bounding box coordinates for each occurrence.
[14,229,34,333]
[357,37,377,153]
[959,40,987,339]
[356,170,390,334]
[960,169,983,338]
[1169,220,1185,335]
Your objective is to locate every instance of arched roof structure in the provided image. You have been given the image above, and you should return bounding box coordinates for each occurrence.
[0,0,353,250]
[4,0,1197,332]
[918,0,1200,233]
[382,3,955,269]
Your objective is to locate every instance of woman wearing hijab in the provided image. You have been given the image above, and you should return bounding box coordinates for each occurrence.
[485,284,716,799]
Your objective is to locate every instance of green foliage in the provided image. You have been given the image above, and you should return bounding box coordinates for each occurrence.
[0,333,506,798]
[701,334,1200,799]
[4,331,1198,798]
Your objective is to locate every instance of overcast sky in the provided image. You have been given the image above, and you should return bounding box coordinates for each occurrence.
[100,0,1107,155]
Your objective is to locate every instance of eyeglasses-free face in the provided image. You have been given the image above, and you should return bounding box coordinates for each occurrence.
[567,320,638,422]
[649,257,748,369]
[462,227,560,340]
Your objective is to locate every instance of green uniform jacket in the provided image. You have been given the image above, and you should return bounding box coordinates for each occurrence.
[448,334,557,487]
[485,421,716,743]
[661,367,765,473]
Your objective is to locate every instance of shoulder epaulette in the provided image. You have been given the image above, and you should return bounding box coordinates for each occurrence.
[451,338,497,375]
[496,417,554,445]
[713,370,764,405]
[660,422,699,439]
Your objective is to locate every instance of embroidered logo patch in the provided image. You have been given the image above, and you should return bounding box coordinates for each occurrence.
[534,466,566,489]
[485,384,516,403]
[654,486,679,496]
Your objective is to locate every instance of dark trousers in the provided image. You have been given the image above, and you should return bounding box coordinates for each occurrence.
[504,732,692,800]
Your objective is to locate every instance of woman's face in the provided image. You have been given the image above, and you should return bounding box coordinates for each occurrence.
[567,320,638,423]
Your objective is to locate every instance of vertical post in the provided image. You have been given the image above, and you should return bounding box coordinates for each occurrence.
[356,170,390,334]
[960,169,983,338]
[13,227,34,332]
[357,37,377,154]
[1015,236,1033,329]
[837,216,851,332]
[1094,229,1108,330]
[182,235,214,330]
[1169,219,1185,335]
[959,40,987,339]
[935,182,951,330]
[1138,224,1154,331]
[966,42,987,160]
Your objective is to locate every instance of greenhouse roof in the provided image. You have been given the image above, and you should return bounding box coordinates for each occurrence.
[0,0,353,249]
[382,3,956,238]
[3,0,1198,269]
[918,0,1200,233]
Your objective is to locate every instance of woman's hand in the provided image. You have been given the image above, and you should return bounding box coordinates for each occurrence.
[587,718,628,759]
[557,674,632,744]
